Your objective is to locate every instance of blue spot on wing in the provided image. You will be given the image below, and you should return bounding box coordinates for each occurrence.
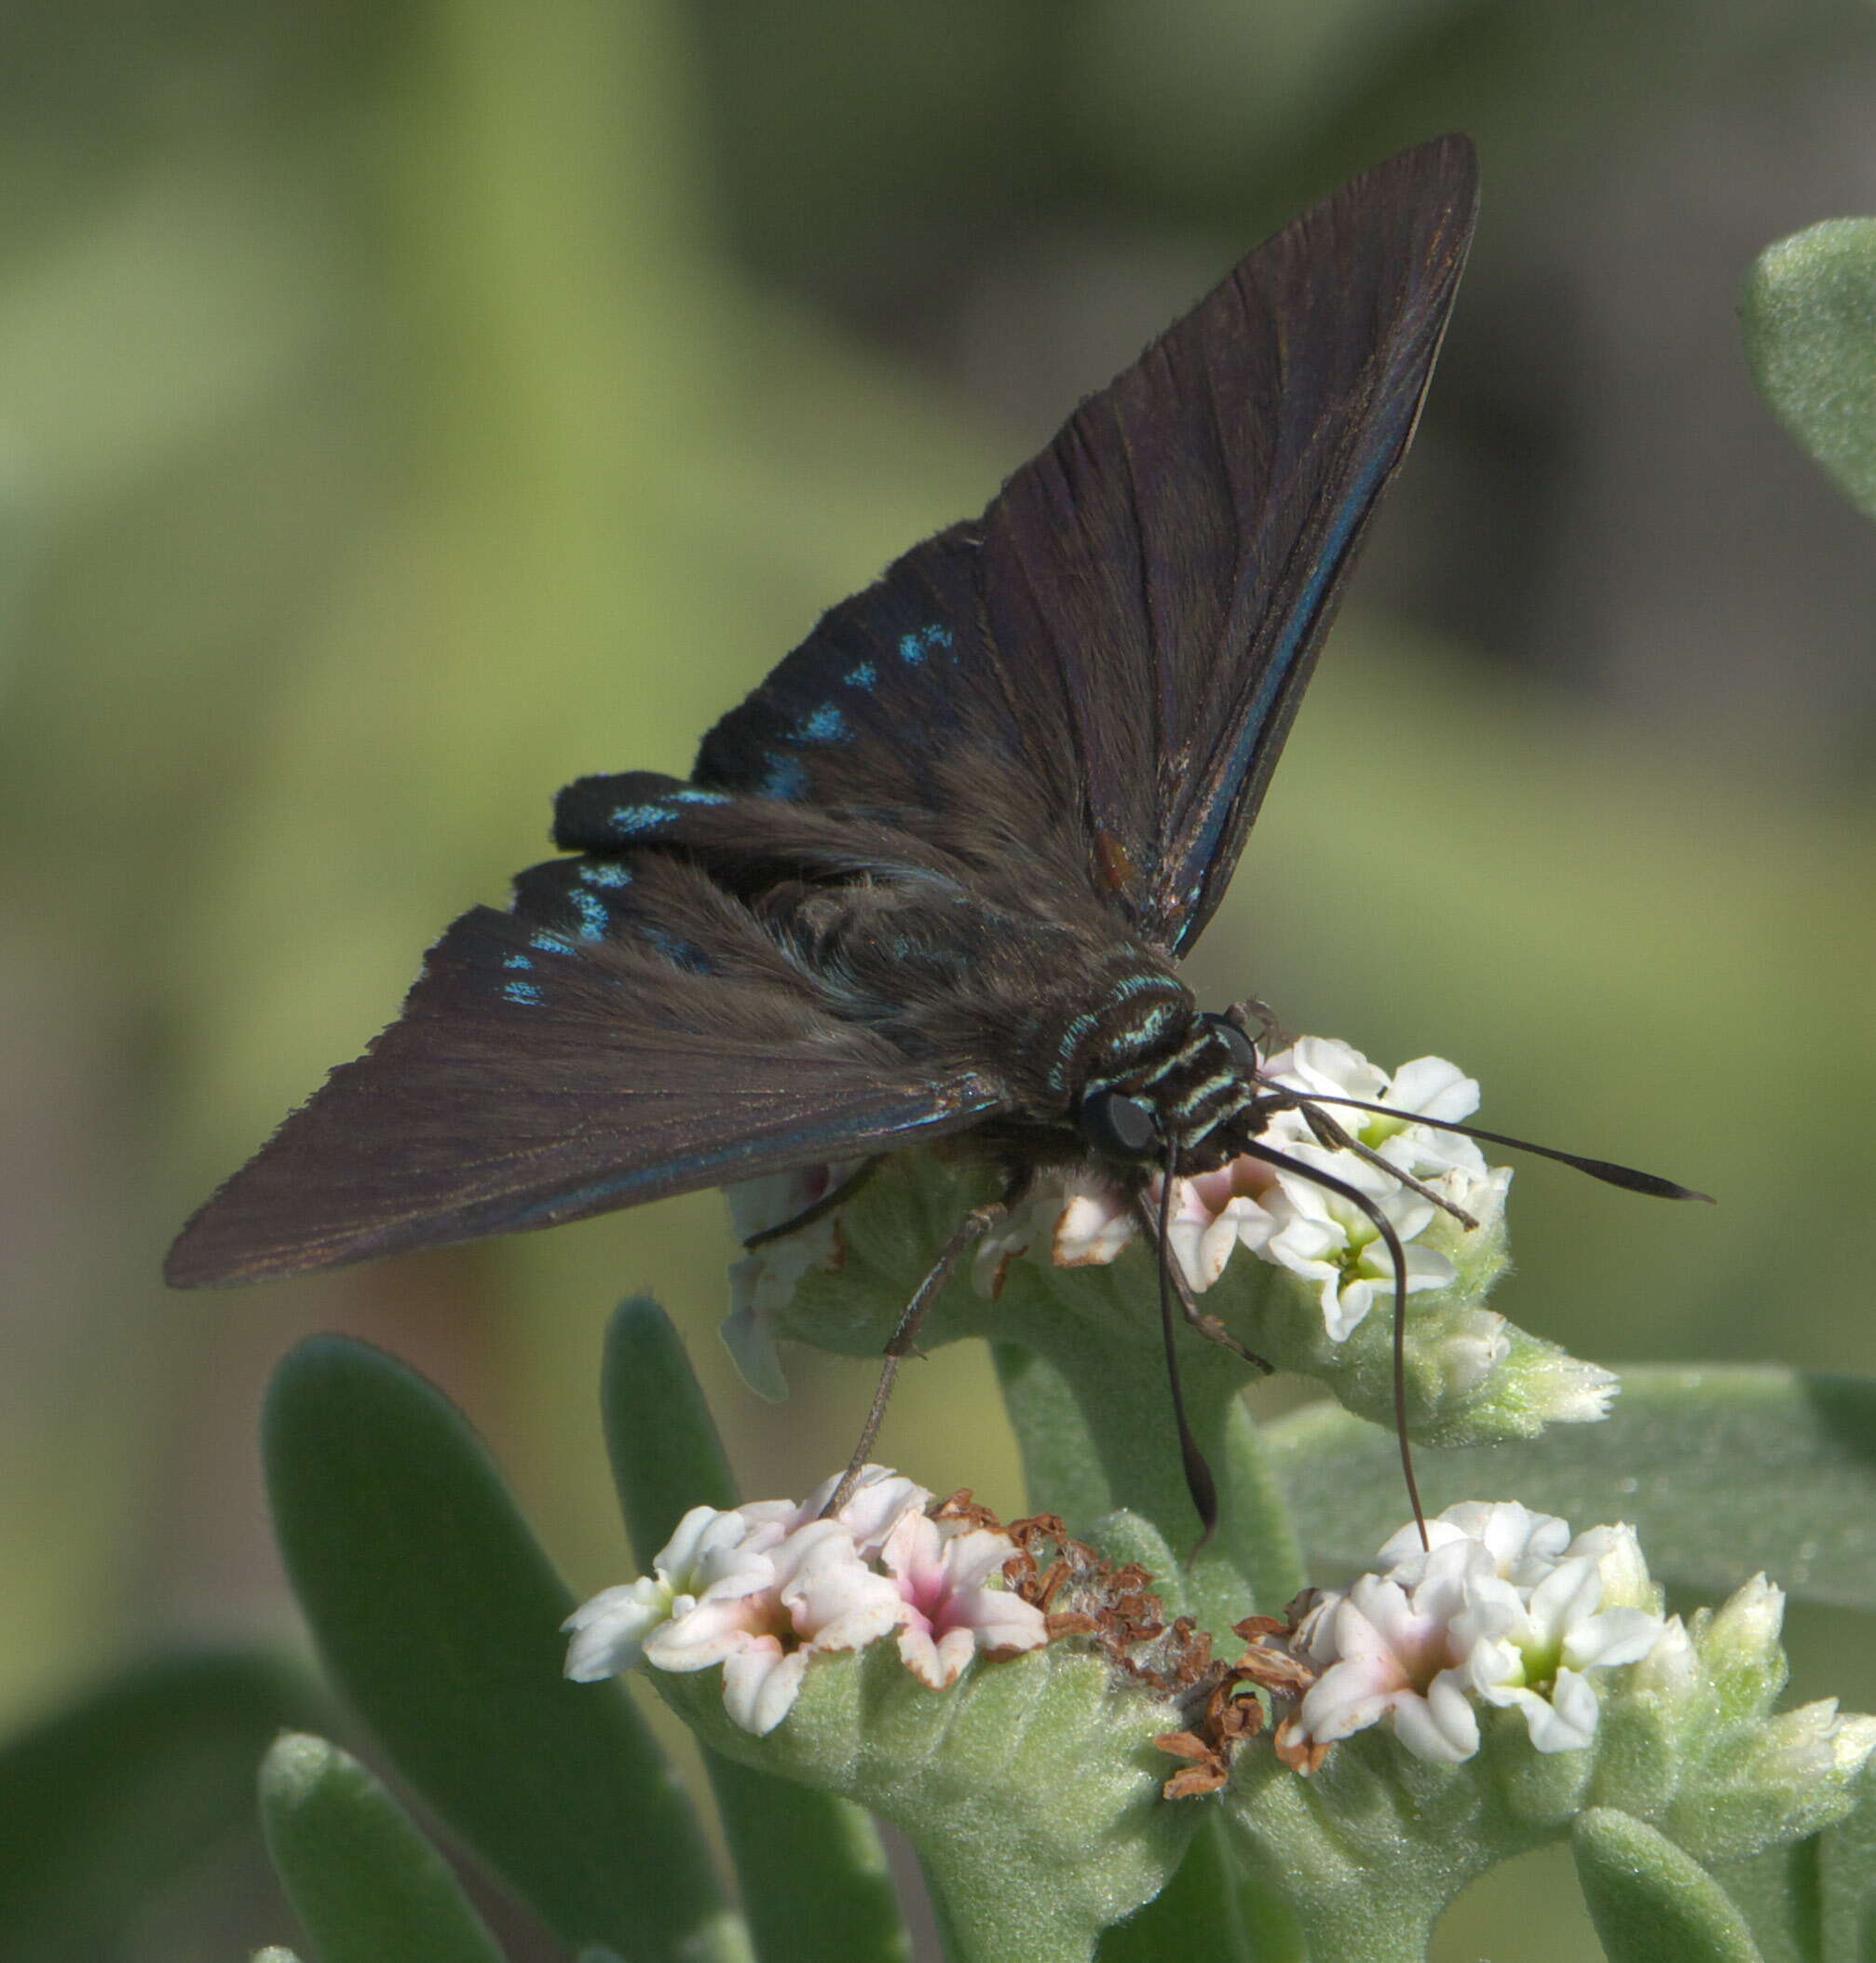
[670,787,731,806]
[503,954,533,971]
[503,980,543,1006]
[578,862,632,888]
[897,624,953,666]
[608,804,673,834]
[795,703,848,743]
[569,889,609,940]
[530,932,577,956]
[845,661,877,689]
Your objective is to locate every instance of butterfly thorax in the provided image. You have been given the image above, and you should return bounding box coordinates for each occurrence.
[790,875,1257,1171]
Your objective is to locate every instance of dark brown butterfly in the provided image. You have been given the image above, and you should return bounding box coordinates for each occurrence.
[167,137,1697,1530]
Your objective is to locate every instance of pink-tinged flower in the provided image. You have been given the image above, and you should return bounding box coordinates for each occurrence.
[1291,1539,1489,1764]
[1285,1501,1670,1765]
[717,1522,910,1735]
[1261,1145,1456,1340]
[878,1511,1049,1688]
[789,1465,935,1556]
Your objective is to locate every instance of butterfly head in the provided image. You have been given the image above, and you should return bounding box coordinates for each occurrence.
[1074,1006,1264,1175]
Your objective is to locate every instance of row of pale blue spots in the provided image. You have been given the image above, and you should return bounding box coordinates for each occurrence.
[605,784,733,835]
[508,620,955,998]
[499,857,639,1002]
[754,621,952,800]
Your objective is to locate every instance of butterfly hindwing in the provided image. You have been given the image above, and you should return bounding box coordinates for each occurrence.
[692,136,1477,952]
[165,870,1007,1286]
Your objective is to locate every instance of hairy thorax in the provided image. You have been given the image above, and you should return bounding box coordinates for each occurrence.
[779,874,1258,1175]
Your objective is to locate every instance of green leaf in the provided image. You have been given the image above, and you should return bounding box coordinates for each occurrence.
[1711,1838,1824,1963]
[1266,1367,1876,1605]
[259,1732,507,1963]
[1820,1769,1876,1963]
[600,1301,912,1963]
[1743,220,1876,522]
[663,1642,1200,1963]
[1095,1816,1255,1963]
[264,1335,741,1963]
[0,1648,311,1963]
[1573,1808,1765,1963]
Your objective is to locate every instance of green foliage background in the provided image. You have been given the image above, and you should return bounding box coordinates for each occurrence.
[0,2,1872,1956]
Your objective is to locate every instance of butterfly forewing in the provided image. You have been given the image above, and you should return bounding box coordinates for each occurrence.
[687,136,1476,954]
[165,885,1006,1287]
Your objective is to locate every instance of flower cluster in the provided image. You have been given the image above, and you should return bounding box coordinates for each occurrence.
[975,1039,1505,1343]
[723,1040,1505,1385]
[1264,1501,1668,1765]
[564,1467,1049,1735]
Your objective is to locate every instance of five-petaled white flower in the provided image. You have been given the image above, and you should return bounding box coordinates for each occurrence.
[1287,1501,1670,1765]
[1261,1143,1457,1341]
[880,1510,1049,1688]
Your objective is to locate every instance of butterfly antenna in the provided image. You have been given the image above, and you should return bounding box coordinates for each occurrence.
[1293,1098,1479,1232]
[1238,1137,1429,1549]
[1272,1092,1711,1203]
[1152,1139,1219,1558]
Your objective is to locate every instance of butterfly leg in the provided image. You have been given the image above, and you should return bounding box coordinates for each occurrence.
[741,1155,888,1249]
[821,1192,1013,1519]
[1130,1192,1272,1373]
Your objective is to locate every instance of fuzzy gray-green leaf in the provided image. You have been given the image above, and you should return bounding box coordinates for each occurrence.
[264,1335,734,1963]
[1267,1366,1876,1605]
[1574,1808,1765,1963]
[1744,219,1876,521]
[259,1732,507,1963]
[600,1300,912,1963]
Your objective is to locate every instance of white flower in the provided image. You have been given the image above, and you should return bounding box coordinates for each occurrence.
[720,1163,860,1398]
[717,1523,909,1735]
[564,1505,781,1683]
[1291,1539,1490,1765]
[1285,1501,1669,1765]
[879,1511,1049,1688]
[1377,1499,1573,1589]
[1463,1554,1666,1753]
[564,1466,1044,1736]
[1261,1145,1456,1340]
[1262,1038,1488,1179]
[791,1465,934,1556]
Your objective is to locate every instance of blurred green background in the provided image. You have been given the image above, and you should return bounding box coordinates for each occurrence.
[2,1,1873,1956]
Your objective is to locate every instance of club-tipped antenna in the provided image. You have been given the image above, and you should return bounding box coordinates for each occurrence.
[1263,1089,1712,1204]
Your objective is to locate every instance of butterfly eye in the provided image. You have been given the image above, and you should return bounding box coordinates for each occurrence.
[1081,1087,1161,1160]
[1202,1013,1259,1077]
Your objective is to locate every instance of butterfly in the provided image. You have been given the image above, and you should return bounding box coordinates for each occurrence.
[168,136,1697,1531]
